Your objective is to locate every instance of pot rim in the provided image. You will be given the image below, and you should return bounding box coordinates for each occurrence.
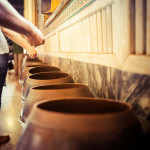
[28,98,136,131]
[32,83,91,90]
[28,72,73,83]
[29,66,60,74]
[24,63,48,67]
[34,98,132,115]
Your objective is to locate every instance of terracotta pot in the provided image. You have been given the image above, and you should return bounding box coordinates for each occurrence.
[21,55,42,69]
[29,66,60,75]
[17,98,143,150]
[20,66,60,86]
[19,63,48,86]
[21,72,74,103]
[20,83,94,125]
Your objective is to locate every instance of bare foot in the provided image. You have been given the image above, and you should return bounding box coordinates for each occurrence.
[0,135,10,144]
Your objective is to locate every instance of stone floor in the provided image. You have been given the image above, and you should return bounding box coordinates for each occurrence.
[0,70,23,150]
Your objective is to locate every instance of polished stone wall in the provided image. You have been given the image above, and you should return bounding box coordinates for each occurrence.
[38,54,150,137]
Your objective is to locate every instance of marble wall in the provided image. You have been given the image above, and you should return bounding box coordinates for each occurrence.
[38,53,150,137]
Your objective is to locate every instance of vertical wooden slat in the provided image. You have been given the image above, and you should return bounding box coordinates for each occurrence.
[146,0,150,55]
[79,21,83,53]
[45,37,49,52]
[135,0,146,54]
[70,26,74,52]
[86,16,91,53]
[68,26,71,52]
[97,11,103,53]
[76,22,81,52]
[115,0,134,63]
[50,34,58,52]
[82,19,86,52]
[102,9,107,53]
[79,21,83,52]
[63,30,67,52]
[67,26,71,52]
[72,24,76,52]
[60,29,67,52]
[92,13,98,53]
[112,3,117,54]
[106,6,113,54]
[74,23,78,52]
[90,15,94,53]
[72,24,77,52]
[130,0,135,54]
[59,31,62,52]
[57,31,60,52]
[59,31,63,52]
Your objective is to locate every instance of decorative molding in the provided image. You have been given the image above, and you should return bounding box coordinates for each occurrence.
[45,0,95,28]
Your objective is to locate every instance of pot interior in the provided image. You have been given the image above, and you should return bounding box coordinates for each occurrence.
[33,84,86,90]
[29,66,60,74]
[37,99,130,114]
[26,59,41,62]
[30,73,69,80]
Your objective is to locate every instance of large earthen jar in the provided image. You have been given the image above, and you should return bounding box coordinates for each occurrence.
[21,54,42,69]
[20,66,60,86]
[19,63,49,86]
[17,98,144,150]
[20,83,94,125]
[21,72,74,103]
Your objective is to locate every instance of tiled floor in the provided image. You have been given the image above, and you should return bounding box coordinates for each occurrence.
[0,70,23,150]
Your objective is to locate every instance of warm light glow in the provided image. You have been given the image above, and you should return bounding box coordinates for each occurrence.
[6,116,14,128]
[46,0,61,13]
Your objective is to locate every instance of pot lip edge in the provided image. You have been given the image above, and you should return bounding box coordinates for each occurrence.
[32,97,132,117]
[26,98,137,131]
[31,83,91,91]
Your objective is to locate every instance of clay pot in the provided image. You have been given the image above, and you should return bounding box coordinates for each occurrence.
[20,66,60,86]
[20,83,94,125]
[21,54,42,68]
[29,66,60,75]
[17,98,143,150]
[21,72,74,103]
[19,63,49,86]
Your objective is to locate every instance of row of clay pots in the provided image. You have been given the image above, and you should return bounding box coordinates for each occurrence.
[20,83,94,126]
[17,56,144,150]
[19,57,93,126]
[21,72,74,103]
[19,62,49,86]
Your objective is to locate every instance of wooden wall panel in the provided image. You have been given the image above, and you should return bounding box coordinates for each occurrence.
[112,3,117,54]
[45,37,50,52]
[85,17,91,53]
[146,0,150,55]
[135,0,146,54]
[45,34,58,52]
[90,13,98,53]
[106,6,113,54]
[38,0,150,75]
[102,9,107,53]
[59,28,68,52]
[97,11,103,53]
[46,0,114,54]
[49,34,58,52]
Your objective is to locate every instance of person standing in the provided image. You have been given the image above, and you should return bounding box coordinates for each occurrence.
[0,27,9,107]
[0,0,45,144]
[12,42,23,76]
